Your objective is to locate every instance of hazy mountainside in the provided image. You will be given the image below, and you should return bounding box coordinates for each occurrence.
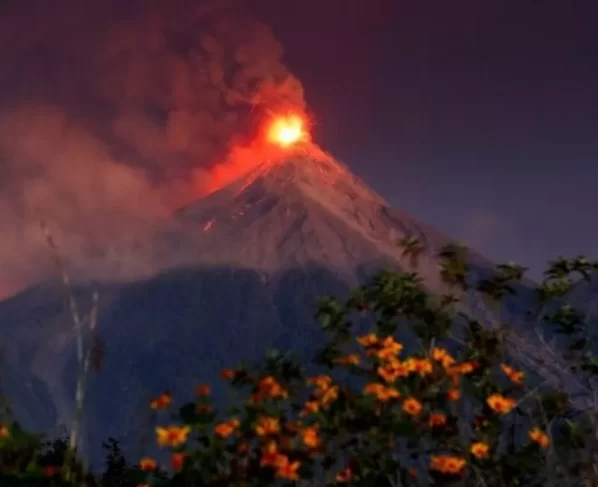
[0,154,552,462]
[156,155,490,288]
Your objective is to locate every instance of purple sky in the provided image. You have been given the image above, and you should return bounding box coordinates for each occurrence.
[0,0,596,289]
[249,0,598,279]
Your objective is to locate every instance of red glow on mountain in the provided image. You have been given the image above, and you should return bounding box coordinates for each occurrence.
[192,109,319,197]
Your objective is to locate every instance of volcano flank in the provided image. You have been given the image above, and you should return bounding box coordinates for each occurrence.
[0,153,530,462]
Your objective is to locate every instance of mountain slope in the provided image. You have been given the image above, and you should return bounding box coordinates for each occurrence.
[0,154,503,462]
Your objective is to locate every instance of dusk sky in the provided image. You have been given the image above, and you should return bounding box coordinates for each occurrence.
[251,0,598,279]
[0,0,596,290]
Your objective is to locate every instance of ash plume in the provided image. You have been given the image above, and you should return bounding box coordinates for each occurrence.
[0,0,308,296]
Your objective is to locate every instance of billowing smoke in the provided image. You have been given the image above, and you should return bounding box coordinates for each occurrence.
[0,0,308,296]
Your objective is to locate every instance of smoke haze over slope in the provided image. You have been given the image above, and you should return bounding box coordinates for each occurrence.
[0,0,311,295]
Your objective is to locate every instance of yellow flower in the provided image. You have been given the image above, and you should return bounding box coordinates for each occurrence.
[335,354,361,366]
[428,412,447,427]
[255,416,280,436]
[402,397,423,416]
[529,427,550,448]
[501,364,524,385]
[301,425,321,449]
[470,442,489,459]
[357,333,378,347]
[214,418,240,438]
[155,425,191,447]
[486,393,516,414]
[430,455,466,474]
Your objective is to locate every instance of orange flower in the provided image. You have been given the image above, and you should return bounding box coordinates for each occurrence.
[139,457,157,471]
[0,424,8,437]
[501,364,524,385]
[357,333,378,347]
[430,455,466,474]
[486,393,516,414]
[220,369,235,380]
[402,397,423,416]
[377,359,410,382]
[376,336,403,360]
[363,383,400,402]
[447,388,461,401]
[195,384,211,396]
[413,358,434,376]
[255,416,280,436]
[150,392,172,410]
[336,467,352,482]
[529,427,550,448]
[155,425,191,447]
[276,458,300,480]
[428,412,447,427]
[451,361,478,375]
[431,347,455,368]
[408,467,417,478]
[171,452,187,471]
[260,441,281,467]
[300,400,320,417]
[470,442,489,459]
[214,418,240,438]
[320,385,339,406]
[137,484,150,487]
[252,376,288,402]
[335,354,361,366]
[307,375,332,390]
[301,425,320,449]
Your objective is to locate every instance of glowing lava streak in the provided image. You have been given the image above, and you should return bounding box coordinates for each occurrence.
[266,114,306,147]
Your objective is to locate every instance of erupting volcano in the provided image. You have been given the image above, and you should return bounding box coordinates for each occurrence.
[0,102,502,464]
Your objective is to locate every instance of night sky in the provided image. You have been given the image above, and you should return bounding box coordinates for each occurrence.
[0,0,597,291]
[251,0,598,279]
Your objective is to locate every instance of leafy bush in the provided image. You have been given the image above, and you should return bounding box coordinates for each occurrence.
[1,243,597,486]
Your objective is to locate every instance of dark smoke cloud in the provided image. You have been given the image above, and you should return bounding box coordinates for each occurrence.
[0,0,307,296]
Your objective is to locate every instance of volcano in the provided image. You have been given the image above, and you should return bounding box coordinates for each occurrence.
[0,152,533,461]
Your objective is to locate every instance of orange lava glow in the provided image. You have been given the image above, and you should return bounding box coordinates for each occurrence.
[266,114,306,147]
[189,109,322,198]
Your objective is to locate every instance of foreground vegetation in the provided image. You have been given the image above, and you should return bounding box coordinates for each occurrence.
[1,239,598,486]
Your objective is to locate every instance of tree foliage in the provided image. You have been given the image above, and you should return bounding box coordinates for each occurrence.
[1,242,598,486]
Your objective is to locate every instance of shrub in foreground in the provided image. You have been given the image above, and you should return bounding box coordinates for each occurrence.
[1,245,598,486]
